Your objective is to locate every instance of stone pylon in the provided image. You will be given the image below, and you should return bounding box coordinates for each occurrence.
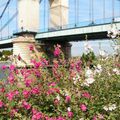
[13,33,36,67]
[49,0,69,29]
[13,0,39,67]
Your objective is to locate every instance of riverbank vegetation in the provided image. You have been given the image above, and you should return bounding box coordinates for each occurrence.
[0,41,119,120]
[0,50,12,61]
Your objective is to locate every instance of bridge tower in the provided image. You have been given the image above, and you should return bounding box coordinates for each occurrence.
[41,0,71,59]
[49,0,69,29]
[13,0,39,66]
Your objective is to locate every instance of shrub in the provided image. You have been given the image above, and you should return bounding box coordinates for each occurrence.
[0,44,119,120]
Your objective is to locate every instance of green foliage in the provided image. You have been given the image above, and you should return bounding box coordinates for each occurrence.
[0,50,12,61]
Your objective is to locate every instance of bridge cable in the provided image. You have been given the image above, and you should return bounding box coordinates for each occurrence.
[0,19,2,40]
[112,0,115,22]
[60,0,62,29]
[0,2,8,9]
[77,0,79,26]
[103,0,105,23]
[0,11,18,32]
[16,0,18,32]
[89,0,91,24]
[0,0,12,20]
[48,0,50,31]
[8,1,10,37]
[75,0,77,26]
[91,0,94,24]
[44,0,45,31]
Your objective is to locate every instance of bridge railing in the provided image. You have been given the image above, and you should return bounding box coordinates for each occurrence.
[38,16,120,33]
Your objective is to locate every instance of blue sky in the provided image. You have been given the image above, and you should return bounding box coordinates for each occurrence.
[0,0,120,56]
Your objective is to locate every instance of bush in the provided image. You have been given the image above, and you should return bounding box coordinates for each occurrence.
[0,44,119,120]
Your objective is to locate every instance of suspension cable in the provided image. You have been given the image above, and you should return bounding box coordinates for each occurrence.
[16,0,17,32]
[8,1,10,37]
[77,0,79,25]
[60,0,62,29]
[103,0,105,23]
[44,0,46,31]
[48,0,50,31]
[91,0,94,24]
[119,0,120,17]
[0,0,11,20]
[0,19,2,40]
[112,0,115,22]
[75,0,77,26]
[89,0,91,24]
[0,11,18,32]
[0,1,8,8]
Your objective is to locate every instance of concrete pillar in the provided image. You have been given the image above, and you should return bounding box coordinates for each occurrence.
[13,0,40,67]
[13,34,36,67]
[18,0,39,32]
[49,0,69,30]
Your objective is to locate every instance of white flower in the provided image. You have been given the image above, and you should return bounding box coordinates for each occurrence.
[73,74,80,84]
[83,77,95,87]
[56,95,60,101]
[103,106,109,111]
[85,68,93,78]
[67,107,71,111]
[64,90,69,96]
[107,27,120,38]
[103,104,117,111]
[79,118,84,120]
[94,64,102,74]
[113,68,120,75]
[2,55,5,58]
[109,104,117,111]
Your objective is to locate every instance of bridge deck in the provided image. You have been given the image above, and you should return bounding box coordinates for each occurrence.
[0,22,120,49]
[0,38,13,49]
[36,22,120,41]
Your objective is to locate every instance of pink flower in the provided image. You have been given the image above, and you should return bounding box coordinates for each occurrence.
[67,111,73,118]
[35,70,41,77]
[0,87,5,93]
[34,62,41,69]
[82,92,91,99]
[25,79,32,87]
[75,60,82,72]
[23,90,31,98]
[32,108,38,114]
[47,88,60,95]
[54,99,59,106]
[29,44,34,51]
[22,101,31,110]
[93,116,97,120]
[9,64,15,71]
[1,65,7,70]
[6,92,14,101]
[57,116,66,120]
[8,74,14,84]
[65,96,71,103]
[10,109,18,117]
[6,90,19,101]
[0,100,4,108]
[18,54,21,61]
[32,109,43,120]
[14,90,19,95]
[54,45,61,57]
[31,87,40,95]
[48,82,56,87]
[80,104,87,112]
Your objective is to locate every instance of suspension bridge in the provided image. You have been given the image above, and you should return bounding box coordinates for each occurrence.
[0,0,120,65]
